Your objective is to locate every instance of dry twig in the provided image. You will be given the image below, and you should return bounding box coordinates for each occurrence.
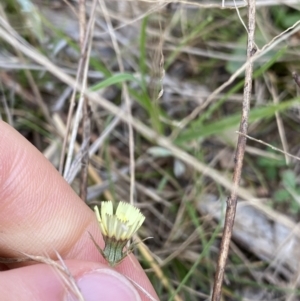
[211,1,256,300]
[292,71,300,88]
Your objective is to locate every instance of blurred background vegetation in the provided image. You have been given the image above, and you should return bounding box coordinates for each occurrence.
[1,0,300,300]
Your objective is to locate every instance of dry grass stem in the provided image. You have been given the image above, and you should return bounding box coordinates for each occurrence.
[78,0,91,202]
[123,0,299,8]
[21,252,85,301]
[136,237,183,301]
[237,132,300,162]
[173,20,300,136]
[1,18,298,231]
[211,1,256,300]
[97,0,136,206]
[265,73,290,164]
[2,2,300,300]
[62,0,97,182]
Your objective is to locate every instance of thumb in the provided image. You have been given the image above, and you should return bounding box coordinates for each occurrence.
[1,260,141,301]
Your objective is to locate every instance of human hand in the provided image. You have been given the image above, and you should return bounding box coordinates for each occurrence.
[0,121,158,301]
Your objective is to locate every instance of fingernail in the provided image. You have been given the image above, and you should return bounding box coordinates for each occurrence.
[65,269,141,301]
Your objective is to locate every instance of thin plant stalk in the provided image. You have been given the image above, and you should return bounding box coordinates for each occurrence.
[211,1,256,300]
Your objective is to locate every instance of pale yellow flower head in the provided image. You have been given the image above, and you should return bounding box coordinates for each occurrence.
[93,201,145,266]
[94,201,145,241]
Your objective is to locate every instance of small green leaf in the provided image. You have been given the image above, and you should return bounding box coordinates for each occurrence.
[282,170,296,189]
[90,73,139,91]
[274,189,290,203]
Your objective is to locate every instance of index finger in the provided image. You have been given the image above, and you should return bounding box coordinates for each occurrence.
[0,121,158,300]
[0,120,102,262]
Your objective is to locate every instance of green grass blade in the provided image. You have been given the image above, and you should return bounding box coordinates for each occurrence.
[176,97,300,144]
[90,73,140,91]
[140,16,148,90]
